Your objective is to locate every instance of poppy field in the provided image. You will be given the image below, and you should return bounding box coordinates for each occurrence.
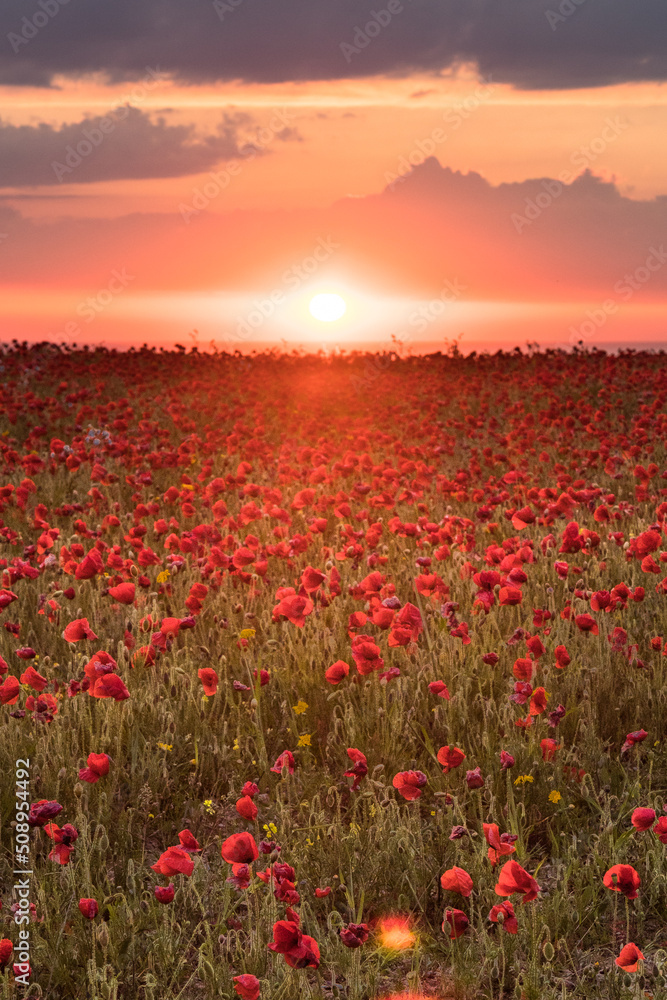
[2,342,667,1000]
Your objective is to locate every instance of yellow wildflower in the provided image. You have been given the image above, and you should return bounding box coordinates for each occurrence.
[156,570,170,584]
[203,799,215,815]
[297,733,312,747]
[548,790,562,804]
[157,742,173,752]
[293,700,308,715]
[239,628,256,639]
[514,774,534,786]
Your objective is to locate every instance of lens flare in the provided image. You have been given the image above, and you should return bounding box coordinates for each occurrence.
[309,293,347,323]
[377,914,416,950]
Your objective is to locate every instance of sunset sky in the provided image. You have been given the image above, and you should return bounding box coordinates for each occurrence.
[1,0,666,353]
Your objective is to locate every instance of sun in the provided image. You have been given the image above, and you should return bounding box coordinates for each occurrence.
[309,292,347,323]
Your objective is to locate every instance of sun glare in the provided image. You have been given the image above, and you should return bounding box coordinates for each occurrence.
[377,915,416,950]
[309,292,347,323]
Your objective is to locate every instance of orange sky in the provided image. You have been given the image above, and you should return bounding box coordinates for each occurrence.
[1,63,666,352]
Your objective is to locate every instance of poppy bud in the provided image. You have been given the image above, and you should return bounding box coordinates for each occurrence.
[466,767,484,789]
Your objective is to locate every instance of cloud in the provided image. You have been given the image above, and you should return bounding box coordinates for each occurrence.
[1,159,666,305]
[0,0,665,90]
[0,108,300,186]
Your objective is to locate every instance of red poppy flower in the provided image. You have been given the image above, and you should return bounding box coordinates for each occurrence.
[198,667,218,696]
[540,738,559,761]
[325,660,350,684]
[108,582,135,604]
[603,864,640,899]
[513,658,534,681]
[28,799,63,826]
[654,816,667,844]
[90,674,130,701]
[483,823,517,865]
[615,943,644,972]
[499,586,522,606]
[267,919,320,969]
[428,680,451,699]
[84,650,118,680]
[442,908,469,939]
[0,675,20,705]
[15,647,36,660]
[314,887,331,898]
[574,613,598,634]
[155,885,175,904]
[489,901,518,934]
[79,752,110,784]
[437,745,466,773]
[344,748,368,791]
[272,593,314,627]
[529,687,548,715]
[233,974,260,1000]
[20,665,48,691]
[495,860,540,903]
[221,832,259,865]
[392,770,427,800]
[621,729,648,753]
[178,829,201,852]
[351,635,384,675]
[388,602,423,646]
[44,822,79,865]
[500,751,515,770]
[301,566,326,593]
[510,681,532,705]
[151,846,195,877]
[228,863,252,891]
[631,807,656,831]
[0,940,13,970]
[63,618,98,642]
[270,750,295,775]
[236,795,258,821]
[340,922,370,948]
[554,644,571,668]
[440,867,473,897]
[78,898,98,919]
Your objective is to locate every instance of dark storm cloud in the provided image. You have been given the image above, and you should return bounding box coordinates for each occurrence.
[0,108,299,186]
[0,0,665,89]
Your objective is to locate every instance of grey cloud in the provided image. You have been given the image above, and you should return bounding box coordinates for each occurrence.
[0,0,665,89]
[0,109,295,186]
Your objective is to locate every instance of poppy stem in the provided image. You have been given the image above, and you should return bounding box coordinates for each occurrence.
[612,890,619,951]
